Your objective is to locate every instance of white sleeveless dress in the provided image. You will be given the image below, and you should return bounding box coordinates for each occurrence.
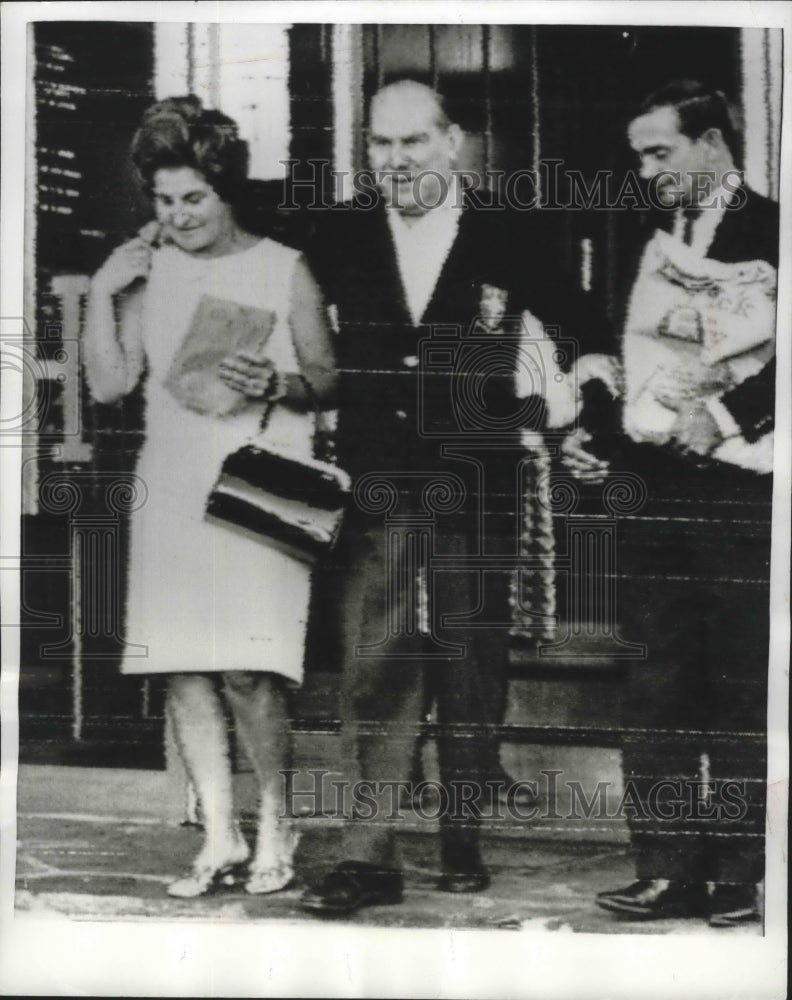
[122,239,312,684]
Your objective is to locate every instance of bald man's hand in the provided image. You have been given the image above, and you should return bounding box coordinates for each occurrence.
[560,427,610,483]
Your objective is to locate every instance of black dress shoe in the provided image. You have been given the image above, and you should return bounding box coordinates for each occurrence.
[436,868,491,893]
[708,884,761,927]
[438,836,490,893]
[595,879,710,919]
[300,861,403,915]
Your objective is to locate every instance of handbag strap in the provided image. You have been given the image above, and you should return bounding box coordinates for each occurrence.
[258,373,337,464]
[301,374,338,464]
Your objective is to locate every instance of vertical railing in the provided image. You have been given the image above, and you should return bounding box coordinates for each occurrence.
[740,27,783,201]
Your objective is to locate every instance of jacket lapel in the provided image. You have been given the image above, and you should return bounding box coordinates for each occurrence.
[352,198,413,325]
[705,187,748,263]
[419,190,477,325]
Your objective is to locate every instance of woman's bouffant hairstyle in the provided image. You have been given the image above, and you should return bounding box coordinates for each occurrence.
[131,95,249,204]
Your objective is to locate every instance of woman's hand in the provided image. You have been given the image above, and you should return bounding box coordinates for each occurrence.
[91,222,160,297]
[218,351,282,401]
[573,353,624,399]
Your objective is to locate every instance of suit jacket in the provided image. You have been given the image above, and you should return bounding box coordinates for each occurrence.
[584,187,779,450]
[308,189,583,481]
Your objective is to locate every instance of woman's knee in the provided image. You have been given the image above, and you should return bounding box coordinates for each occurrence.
[223,671,282,697]
[168,672,213,700]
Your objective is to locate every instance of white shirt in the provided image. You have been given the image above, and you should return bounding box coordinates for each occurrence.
[386,181,463,325]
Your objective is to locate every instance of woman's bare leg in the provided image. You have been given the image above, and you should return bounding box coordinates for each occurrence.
[223,671,297,892]
[166,673,248,894]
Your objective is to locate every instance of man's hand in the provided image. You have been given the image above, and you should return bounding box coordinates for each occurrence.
[573,353,624,399]
[559,427,610,483]
[669,401,723,456]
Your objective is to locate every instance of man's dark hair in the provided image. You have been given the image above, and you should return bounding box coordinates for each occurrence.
[637,79,740,162]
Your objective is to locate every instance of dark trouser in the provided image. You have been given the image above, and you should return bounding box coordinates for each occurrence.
[612,444,770,887]
[336,503,511,873]
[408,666,508,785]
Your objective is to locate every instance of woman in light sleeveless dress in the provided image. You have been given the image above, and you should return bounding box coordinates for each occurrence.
[83,97,336,897]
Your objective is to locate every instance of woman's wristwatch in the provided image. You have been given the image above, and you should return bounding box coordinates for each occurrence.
[263,369,288,403]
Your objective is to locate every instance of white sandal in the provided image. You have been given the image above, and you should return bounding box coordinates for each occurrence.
[245,828,301,895]
[167,829,250,899]
[245,858,296,895]
[167,859,249,899]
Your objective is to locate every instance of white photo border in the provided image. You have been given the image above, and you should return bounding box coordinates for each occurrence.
[1,3,789,998]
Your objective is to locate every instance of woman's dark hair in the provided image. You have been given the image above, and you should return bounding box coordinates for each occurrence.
[637,80,740,162]
[131,95,249,204]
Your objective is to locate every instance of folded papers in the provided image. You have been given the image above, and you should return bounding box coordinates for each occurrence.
[163,295,277,416]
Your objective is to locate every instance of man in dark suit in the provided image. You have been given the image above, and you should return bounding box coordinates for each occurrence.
[300,79,559,914]
[565,81,778,927]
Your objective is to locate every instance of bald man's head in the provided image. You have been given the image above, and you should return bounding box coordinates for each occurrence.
[370,80,452,130]
[367,79,463,216]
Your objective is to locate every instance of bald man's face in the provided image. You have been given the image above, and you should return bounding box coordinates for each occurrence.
[367,90,461,215]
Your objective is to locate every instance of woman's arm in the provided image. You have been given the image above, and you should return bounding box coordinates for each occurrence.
[286,255,337,410]
[83,283,146,403]
[82,231,154,403]
[217,255,337,411]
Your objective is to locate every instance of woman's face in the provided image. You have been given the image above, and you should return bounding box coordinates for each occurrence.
[152,166,235,254]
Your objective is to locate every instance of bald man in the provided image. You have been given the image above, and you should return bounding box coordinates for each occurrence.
[301,80,553,914]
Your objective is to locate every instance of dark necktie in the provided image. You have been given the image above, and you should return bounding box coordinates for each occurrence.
[682,207,701,245]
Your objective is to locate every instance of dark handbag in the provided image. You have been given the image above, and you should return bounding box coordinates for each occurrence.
[206,403,350,566]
